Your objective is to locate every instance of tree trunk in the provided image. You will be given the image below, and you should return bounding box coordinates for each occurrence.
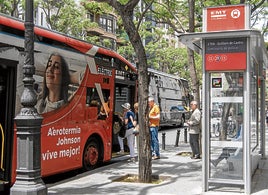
[115,3,152,183]
[95,0,152,183]
[187,48,200,103]
[187,0,200,103]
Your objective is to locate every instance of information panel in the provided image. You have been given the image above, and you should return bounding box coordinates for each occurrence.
[205,38,247,71]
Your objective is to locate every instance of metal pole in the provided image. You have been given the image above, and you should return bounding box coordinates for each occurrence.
[174,129,180,147]
[261,69,266,159]
[162,132,166,150]
[10,0,47,194]
[184,127,188,143]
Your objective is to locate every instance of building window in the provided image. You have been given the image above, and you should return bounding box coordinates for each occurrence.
[87,12,94,22]
[99,15,115,34]
[107,19,112,33]
[100,17,106,29]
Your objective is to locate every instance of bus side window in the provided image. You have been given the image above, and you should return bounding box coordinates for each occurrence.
[86,87,99,107]
[86,87,111,120]
[86,87,91,106]
[86,87,99,119]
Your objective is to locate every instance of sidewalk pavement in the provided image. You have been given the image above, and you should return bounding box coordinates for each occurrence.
[47,141,268,195]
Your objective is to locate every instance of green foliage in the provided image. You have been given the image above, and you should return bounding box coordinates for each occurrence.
[0,0,12,14]
[81,0,112,15]
[117,0,129,5]
[0,0,21,17]
[152,0,188,33]
[85,35,101,45]
[117,43,134,60]
[265,42,268,50]
[114,0,203,83]
[37,0,90,38]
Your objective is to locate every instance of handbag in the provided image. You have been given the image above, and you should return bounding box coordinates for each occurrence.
[133,124,139,135]
[113,122,120,134]
[118,125,126,138]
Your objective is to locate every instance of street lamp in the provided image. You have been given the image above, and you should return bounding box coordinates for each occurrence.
[10,0,47,194]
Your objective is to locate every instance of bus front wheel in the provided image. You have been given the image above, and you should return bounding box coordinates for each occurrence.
[83,138,100,171]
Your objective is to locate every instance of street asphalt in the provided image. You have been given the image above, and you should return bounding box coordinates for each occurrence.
[47,128,268,195]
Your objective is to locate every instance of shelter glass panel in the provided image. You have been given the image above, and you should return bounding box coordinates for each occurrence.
[209,72,243,181]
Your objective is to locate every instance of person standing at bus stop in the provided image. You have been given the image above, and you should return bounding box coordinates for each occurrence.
[133,102,139,153]
[36,52,70,114]
[133,102,139,135]
[148,97,161,160]
[187,100,201,159]
[266,106,268,127]
[121,103,136,162]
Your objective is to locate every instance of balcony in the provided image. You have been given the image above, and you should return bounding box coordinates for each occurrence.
[87,26,105,36]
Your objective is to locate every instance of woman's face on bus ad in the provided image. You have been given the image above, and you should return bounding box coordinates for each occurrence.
[46,54,62,90]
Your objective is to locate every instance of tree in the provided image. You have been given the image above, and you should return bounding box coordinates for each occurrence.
[93,0,153,183]
[142,0,201,103]
[90,0,200,184]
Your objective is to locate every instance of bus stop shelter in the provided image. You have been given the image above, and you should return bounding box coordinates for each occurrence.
[179,29,268,194]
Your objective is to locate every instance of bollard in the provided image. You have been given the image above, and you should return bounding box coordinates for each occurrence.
[174,129,180,147]
[184,127,188,143]
[162,132,166,150]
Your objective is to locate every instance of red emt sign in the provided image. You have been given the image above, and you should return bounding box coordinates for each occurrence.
[203,4,250,32]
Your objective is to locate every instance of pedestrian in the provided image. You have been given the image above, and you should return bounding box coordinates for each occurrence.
[148,97,161,160]
[133,102,139,135]
[133,102,139,153]
[117,111,126,155]
[121,102,136,162]
[266,106,268,127]
[186,100,201,159]
[117,133,125,155]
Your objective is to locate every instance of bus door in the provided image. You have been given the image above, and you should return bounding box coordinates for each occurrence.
[114,67,137,113]
[0,60,16,187]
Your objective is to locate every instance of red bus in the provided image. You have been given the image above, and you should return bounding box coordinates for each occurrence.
[0,13,137,191]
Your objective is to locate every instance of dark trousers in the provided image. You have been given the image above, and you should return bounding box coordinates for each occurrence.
[189,133,200,157]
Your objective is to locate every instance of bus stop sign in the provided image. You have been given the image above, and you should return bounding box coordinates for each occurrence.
[203,4,250,32]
